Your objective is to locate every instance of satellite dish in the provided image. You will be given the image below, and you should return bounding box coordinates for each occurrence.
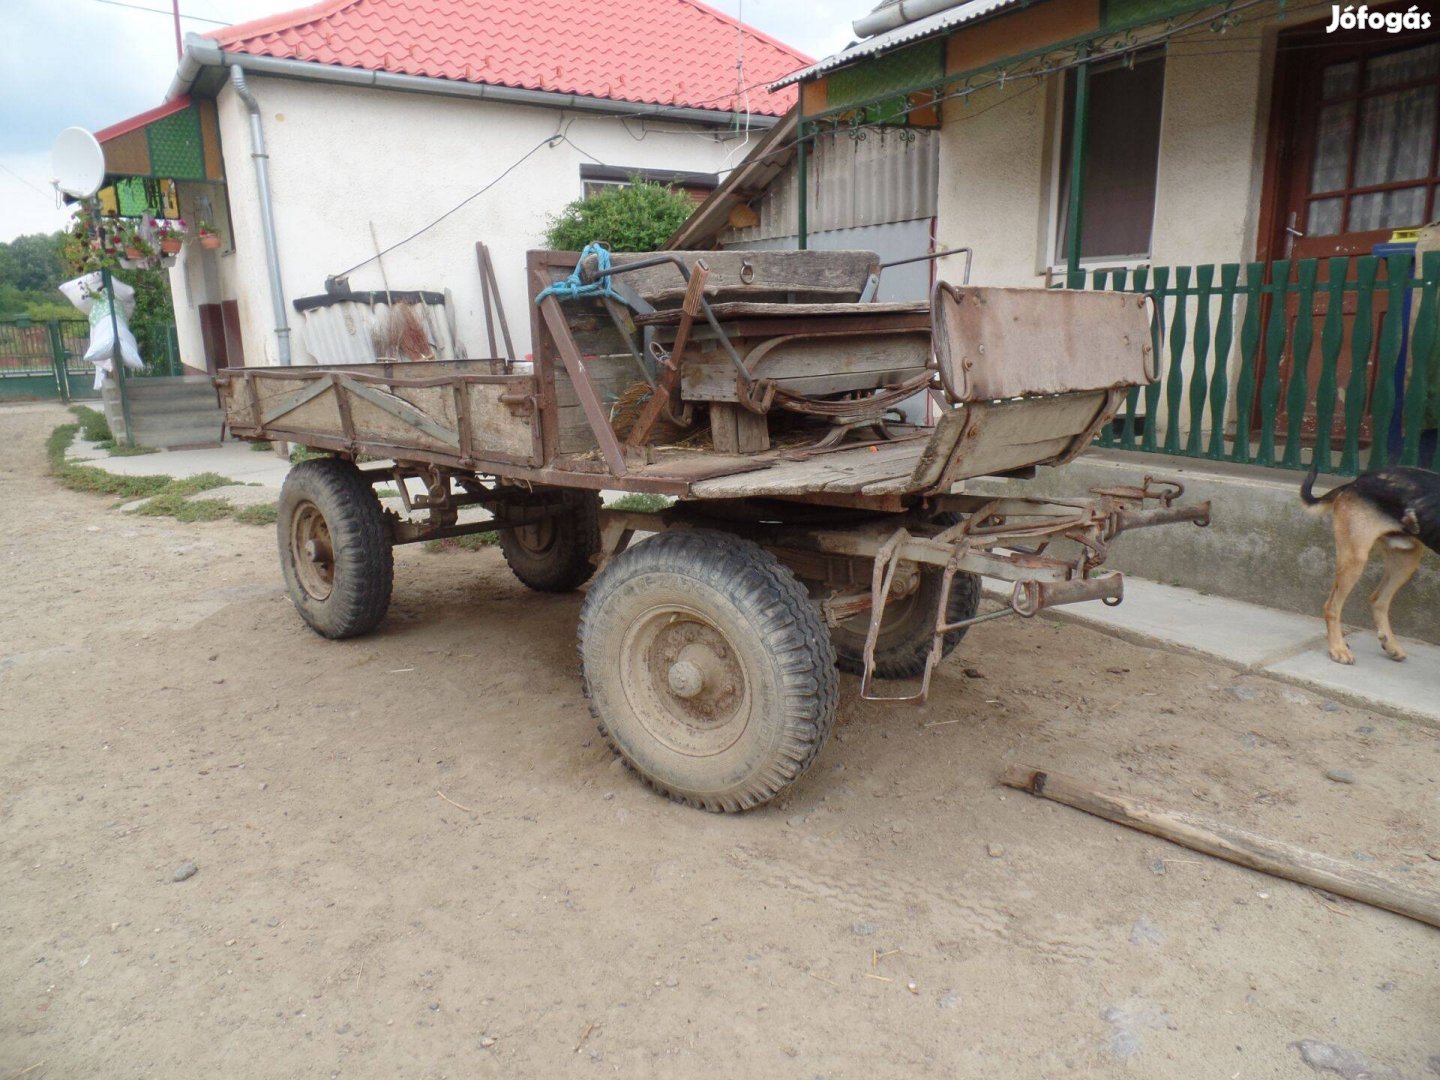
[51,127,106,199]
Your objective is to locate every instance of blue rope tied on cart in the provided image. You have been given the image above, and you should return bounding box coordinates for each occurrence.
[534,242,625,304]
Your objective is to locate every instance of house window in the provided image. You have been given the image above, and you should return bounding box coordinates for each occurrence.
[1303,40,1440,239]
[578,165,718,202]
[1052,51,1166,264]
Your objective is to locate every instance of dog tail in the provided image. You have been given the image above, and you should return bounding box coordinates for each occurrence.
[1300,460,1347,512]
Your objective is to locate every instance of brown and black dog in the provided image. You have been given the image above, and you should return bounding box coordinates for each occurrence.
[1301,463,1440,664]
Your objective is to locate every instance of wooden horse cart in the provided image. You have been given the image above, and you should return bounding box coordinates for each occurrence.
[216,248,1209,812]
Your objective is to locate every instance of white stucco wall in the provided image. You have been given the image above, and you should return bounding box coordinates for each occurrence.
[933,79,1052,288]
[176,74,751,368]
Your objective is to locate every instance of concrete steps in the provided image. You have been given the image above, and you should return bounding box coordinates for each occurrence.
[105,375,225,449]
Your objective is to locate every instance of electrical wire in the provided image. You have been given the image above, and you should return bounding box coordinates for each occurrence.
[85,0,230,25]
[0,161,55,199]
[332,133,564,278]
[330,0,1289,273]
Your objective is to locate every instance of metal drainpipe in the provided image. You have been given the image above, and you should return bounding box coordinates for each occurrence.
[230,66,292,365]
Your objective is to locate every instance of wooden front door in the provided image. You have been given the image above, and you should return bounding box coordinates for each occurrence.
[1260,18,1440,445]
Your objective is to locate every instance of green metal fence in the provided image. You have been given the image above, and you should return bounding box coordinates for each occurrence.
[1066,253,1440,475]
[0,317,182,402]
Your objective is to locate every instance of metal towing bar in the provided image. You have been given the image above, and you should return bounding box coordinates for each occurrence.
[596,476,1210,706]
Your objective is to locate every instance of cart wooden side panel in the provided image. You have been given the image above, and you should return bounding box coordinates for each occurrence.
[220,359,542,467]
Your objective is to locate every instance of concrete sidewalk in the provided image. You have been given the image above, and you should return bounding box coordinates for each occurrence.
[72,441,1438,727]
[999,576,1440,728]
[69,438,293,488]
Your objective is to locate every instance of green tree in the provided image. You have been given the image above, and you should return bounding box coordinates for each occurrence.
[543,180,696,253]
[0,231,67,292]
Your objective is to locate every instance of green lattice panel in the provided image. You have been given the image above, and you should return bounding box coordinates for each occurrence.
[145,107,205,181]
[115,177,165,217]
[826,40,943,115]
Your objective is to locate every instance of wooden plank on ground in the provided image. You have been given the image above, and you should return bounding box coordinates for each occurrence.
[1000,765,1440,930]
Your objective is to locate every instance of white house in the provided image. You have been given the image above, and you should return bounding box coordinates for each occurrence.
[93,0,809,370]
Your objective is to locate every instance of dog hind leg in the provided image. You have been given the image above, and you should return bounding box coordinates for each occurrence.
[1324,496,1379,665]
[1371,540,1423,661]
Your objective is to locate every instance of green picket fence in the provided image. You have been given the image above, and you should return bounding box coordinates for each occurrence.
[0,317,182,402]
[1065,253,1440,475]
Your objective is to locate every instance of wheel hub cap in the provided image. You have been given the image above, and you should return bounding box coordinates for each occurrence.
[620,607,750,757]
[666,659,704,699]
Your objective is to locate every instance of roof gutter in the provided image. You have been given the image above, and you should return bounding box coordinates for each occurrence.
[168,35,779,129]
[229,66,292,366]
[853,0,964,38]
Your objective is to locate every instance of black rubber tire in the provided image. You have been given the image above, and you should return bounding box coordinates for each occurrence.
[830,515,980,679]
[579,528,839,813]
[277,457,393,639]
[498,489,601,592]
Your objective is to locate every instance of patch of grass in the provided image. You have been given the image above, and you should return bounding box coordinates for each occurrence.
[129,493,233,522]
[423,530,499,553]
[374,487,399,499]
[606,493,674,513]
[106,443,160,457]
[289,445,331,464]
[233,503,278,526]
[162,472,233,496]
[69,404,112,443]
[48,423,239,516]
[249,440,274,452]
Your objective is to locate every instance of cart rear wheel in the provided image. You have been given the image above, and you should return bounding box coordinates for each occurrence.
[580,529,838,813]
[277,457,393,639]
[830,515,980,679]
[498,489,601,592]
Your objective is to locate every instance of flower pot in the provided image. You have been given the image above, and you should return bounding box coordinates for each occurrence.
[160,237,182,255]
[125,246,143,259]
[200,235,221,251]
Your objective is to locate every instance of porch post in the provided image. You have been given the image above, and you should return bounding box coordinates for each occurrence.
[1064,52,1091,281]
[797,102,809,250]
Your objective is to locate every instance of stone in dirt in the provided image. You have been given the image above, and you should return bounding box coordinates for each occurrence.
[1325,768,1356,784]
[1290,1038,1397,1079]
[1129,914,1164,946]
[850,922,878,937]
[937,990,961,1009]
[172,861,197,882]
[1227,685,1258,702]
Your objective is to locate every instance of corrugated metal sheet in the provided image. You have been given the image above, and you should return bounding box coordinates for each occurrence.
[721,127,938,243]
[296,299,461,365]
[769,0,1025,88]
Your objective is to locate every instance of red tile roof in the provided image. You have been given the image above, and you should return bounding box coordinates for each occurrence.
[209,0,809,117]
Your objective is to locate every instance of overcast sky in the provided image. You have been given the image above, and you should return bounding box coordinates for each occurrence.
[0,0,859,243]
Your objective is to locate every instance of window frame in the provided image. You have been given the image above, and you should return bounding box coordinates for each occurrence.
[1044,48,1168,273]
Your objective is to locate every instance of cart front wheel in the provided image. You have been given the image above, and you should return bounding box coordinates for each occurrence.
[498,489,601,592]
[277,457,393,639]
[580,529,838,813]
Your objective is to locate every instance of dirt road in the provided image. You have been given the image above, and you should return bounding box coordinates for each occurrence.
[2,401,1437,1079]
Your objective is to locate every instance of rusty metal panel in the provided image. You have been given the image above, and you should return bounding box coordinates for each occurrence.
[294,296,461,365]
[933,285,1156,402]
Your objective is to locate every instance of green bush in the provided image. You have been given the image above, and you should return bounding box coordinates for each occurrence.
[543,181,696,253]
